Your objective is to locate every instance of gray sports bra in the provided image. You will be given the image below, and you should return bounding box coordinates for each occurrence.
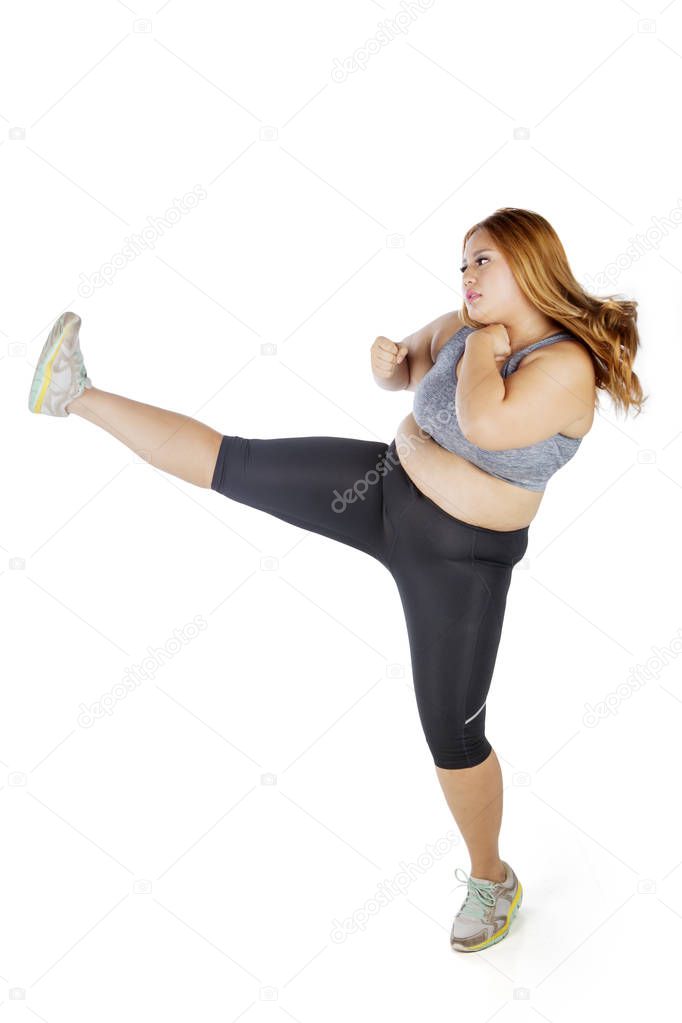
[412,326,584,492]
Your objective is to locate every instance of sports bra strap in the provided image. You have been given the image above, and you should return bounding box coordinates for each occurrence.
[503,332,576,372]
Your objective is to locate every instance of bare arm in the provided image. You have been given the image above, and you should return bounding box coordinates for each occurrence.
[371,309,464,392]
[464,341,596,449]
[455,331,505,438]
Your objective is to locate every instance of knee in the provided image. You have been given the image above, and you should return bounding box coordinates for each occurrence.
[209,434,236,493]
[417,699,492,769]
[430,735,492,770]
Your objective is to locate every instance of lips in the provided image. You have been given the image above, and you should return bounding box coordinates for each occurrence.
[466,290,481,301]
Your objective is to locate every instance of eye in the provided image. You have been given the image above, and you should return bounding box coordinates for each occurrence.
[460,256,489,273]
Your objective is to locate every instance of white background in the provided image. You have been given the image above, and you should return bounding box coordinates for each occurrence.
[2,0,679,1018]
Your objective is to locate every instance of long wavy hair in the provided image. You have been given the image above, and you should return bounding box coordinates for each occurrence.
[459,207,646,416]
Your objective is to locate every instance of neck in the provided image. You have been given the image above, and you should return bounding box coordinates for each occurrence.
[504,317,564,351]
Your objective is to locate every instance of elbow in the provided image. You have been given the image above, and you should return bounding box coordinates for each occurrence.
[458,411,484,446]
[457,400,489,446]
[460,415,499,449]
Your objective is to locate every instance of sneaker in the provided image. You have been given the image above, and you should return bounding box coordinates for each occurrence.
[449,860,522,952]
[28,311,92,417]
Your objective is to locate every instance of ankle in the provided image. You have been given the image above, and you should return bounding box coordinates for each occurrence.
[66,389,90,415]
[471,860,506,883]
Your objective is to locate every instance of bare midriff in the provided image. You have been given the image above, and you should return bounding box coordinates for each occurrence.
[394,411,546,531]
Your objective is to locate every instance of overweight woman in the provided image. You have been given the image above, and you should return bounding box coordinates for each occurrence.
[28,207,644,953]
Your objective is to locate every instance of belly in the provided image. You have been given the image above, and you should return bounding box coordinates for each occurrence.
[394,412,544,531]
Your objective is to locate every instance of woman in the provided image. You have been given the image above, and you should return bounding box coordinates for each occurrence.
[27,207,644,953]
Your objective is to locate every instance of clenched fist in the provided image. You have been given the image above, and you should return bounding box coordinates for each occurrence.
[467,323,511,359]
[371,336,409,380]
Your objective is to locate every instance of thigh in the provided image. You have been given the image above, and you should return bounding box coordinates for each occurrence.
[210,434,406,566]
[388,484,527,768]
[395,557,506,764]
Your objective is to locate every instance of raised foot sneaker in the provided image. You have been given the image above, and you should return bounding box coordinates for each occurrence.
[28,311,92,417]
[449,860,523,952]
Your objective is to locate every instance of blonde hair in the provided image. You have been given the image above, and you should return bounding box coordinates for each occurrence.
[460,207,646,417]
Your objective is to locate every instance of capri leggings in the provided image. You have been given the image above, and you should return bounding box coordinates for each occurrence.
[210,434,529,770]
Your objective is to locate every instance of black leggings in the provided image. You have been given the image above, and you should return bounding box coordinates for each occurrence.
[210,435,529,770]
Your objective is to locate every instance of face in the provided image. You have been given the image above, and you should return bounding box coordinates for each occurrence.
[460,228,525,323]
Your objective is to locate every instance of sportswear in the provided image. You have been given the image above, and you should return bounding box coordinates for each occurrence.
[211,435,529,769]
[28,311,92,417]
[450,859,523,952]
[412,325,583,491]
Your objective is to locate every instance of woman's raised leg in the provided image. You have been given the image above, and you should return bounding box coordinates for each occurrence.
[67,387,399,565]
[66,388,223,490]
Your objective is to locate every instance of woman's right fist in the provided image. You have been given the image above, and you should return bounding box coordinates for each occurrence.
[371,336,409,379]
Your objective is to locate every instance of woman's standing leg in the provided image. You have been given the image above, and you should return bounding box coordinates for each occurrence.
[66,388,223,489]
[435,756,506,882]
[386,450,529,884]
[394,559,509,882]
[388,548,510,880]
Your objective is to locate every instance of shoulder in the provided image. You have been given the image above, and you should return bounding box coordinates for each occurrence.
[519,337,595,381]
[517,337,597,429]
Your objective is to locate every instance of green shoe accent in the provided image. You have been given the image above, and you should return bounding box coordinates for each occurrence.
[450,861,523,952]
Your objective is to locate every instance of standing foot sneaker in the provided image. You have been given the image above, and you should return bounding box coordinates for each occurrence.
[449,860,523,952]
[28,311,92,417]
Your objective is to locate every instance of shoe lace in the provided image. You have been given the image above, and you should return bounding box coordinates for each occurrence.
[453,867,497,921]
